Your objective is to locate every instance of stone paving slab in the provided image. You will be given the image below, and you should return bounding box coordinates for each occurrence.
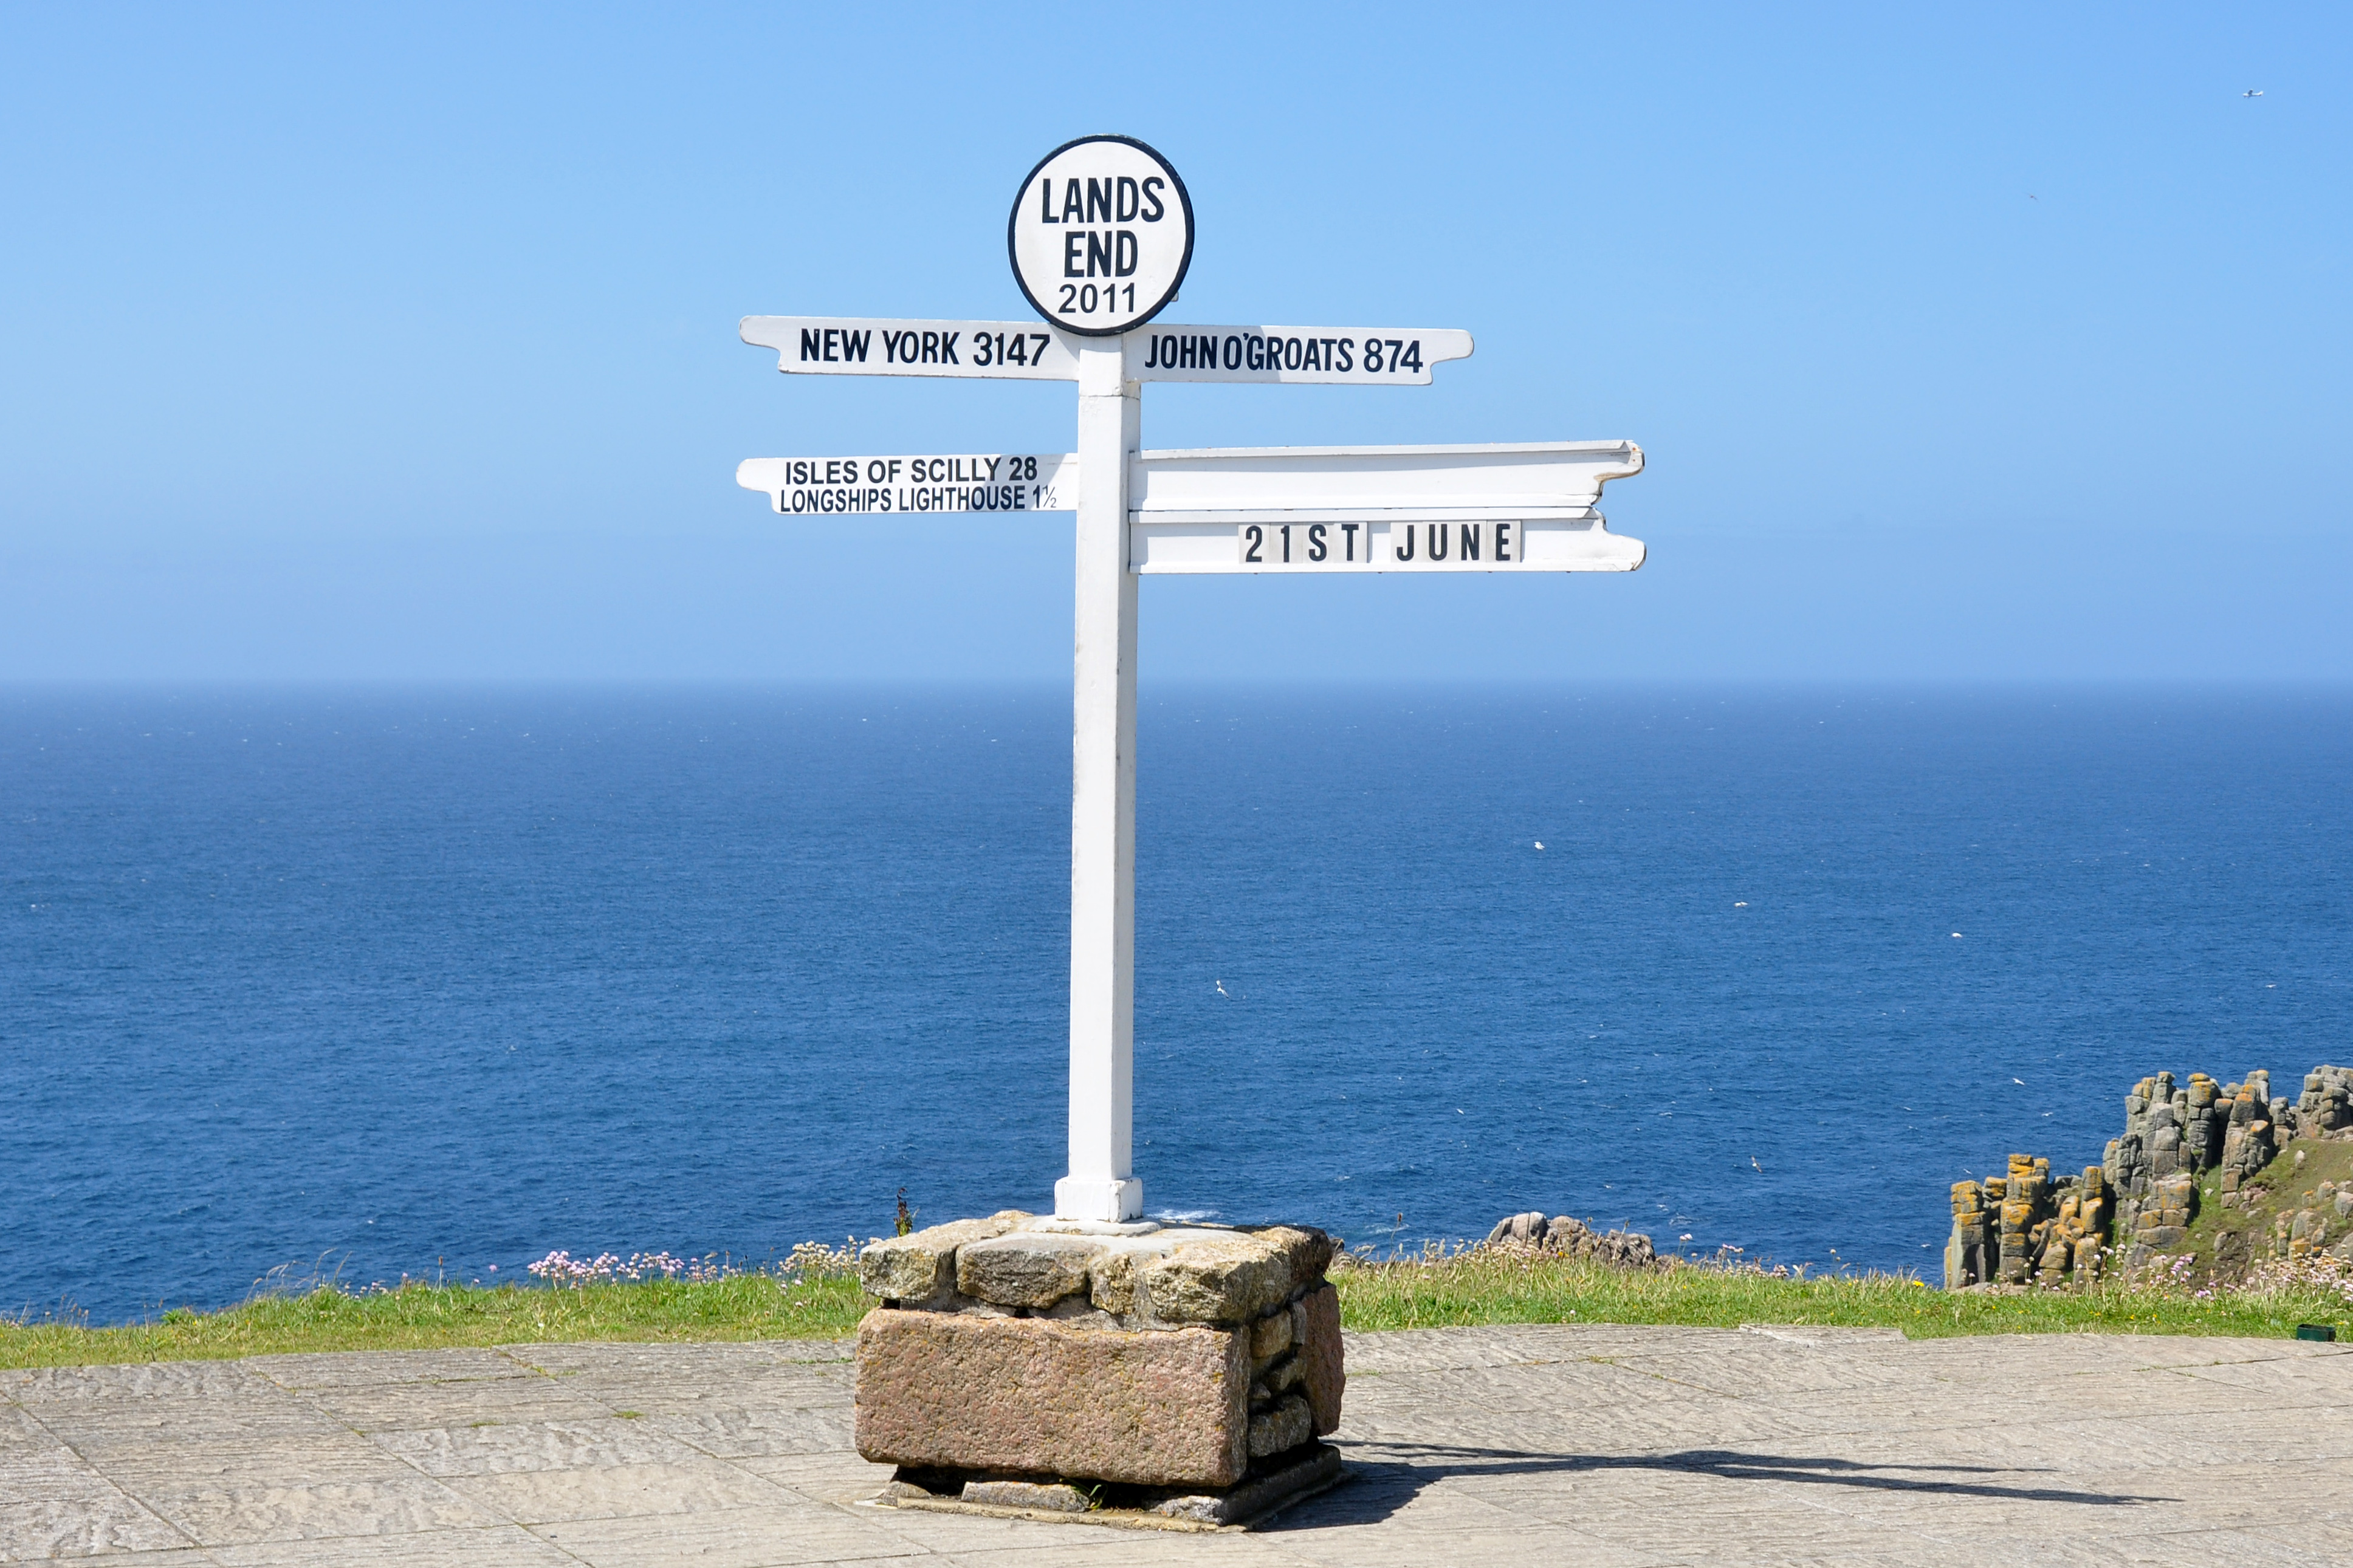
[5,1325,2353,1564]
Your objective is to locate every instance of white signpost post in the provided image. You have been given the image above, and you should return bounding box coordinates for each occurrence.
[740,136,1644,1227]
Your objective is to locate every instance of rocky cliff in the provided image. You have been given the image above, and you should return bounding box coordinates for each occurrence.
[1946,1064,2353,1289]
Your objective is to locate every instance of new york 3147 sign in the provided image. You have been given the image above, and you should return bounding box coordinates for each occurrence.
[1008,134,1194,336]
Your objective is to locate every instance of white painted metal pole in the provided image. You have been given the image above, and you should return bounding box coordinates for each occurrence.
[1055,340,1144,1222]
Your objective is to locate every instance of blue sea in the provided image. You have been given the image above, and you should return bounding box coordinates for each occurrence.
[4,685,2348,1324]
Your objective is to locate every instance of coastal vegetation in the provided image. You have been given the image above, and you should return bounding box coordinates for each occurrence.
[7,1243,2348,1371]
[1330,1244,2351,1340]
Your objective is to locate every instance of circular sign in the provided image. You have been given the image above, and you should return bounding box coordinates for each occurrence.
[1008,135,1194,337]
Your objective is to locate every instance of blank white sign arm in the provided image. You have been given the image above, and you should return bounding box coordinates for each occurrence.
[1127,440,1644,573]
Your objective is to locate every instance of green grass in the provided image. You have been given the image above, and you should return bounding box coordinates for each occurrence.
[10,1253,2348,1371]
[2168,1137,2353,1289]
[1331,1251,2353,1340]
[0,1274,872,1369]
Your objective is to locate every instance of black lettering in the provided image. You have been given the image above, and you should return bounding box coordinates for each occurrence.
[1302,338,1324,371]
[868,459,887,482]
[1178,336,1196,370]
[1115,230,1138,276]
[1335,338,1353,372]
[1141,176,1166,221]
[1496,522,1512,562]
[1429,523,1449,561]
[1224,335,1242,369]
[1396,524,1415,562]
[1116,176,1139,221]
[1062,179,1085,223]
[1143,336,1159,369]
[822,328,839,362]
[1283,337,1302,370]
[1243,524,1262,563]
[1085,230,1112,277]
[1040,178,1057,222]
[1308,523,1327,561]
[1460,523,1480,561]
[1085,177,1112,222]
[1030,334,1049,363]
[1341,522,1359,561]
[800,328,820,362]
[842,329,869,361]
[1064,232,1085,277]
[1280,524,1291,563]
[1246,335,1265,371]
[941,332,959,364]
[919,331,936,363]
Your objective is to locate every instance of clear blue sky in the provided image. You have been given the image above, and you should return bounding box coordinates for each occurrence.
[2,4,2344,682]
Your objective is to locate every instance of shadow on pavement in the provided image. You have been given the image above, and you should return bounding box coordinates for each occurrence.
[1270,1441,2174,1529]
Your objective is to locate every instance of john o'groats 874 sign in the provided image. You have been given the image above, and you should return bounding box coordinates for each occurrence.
[1008,134,1194,337]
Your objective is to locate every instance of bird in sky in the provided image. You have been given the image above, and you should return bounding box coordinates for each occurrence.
[1214,980,1228,997]
[1750,1156,1763,1173]
[2244,89,2264,97]
[2013,1078,2027,1086]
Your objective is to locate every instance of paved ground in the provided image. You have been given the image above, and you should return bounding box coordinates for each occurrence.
[5,1323,2352,1565]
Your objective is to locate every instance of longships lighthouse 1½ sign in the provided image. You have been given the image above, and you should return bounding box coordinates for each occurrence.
[737,135,1645,1224]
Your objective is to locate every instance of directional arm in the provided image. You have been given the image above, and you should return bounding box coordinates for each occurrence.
[1125,441,1646,573]
[1128,326,1472,385]
[740,317,1079,380]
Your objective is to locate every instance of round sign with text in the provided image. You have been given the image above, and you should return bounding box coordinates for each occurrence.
[1009,135,1193,338]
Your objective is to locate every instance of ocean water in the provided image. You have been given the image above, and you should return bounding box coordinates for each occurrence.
[4,685,2348,1324]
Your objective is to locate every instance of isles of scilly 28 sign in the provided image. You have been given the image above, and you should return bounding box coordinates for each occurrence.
[1008,135,1194,337]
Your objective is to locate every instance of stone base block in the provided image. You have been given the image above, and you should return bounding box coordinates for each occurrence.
[876,1442,1347,1532]
[855,1211,1344,1494]
[857,1310,1251,1486]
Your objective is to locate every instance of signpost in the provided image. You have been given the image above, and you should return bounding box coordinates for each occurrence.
[740,137,1644,1224]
